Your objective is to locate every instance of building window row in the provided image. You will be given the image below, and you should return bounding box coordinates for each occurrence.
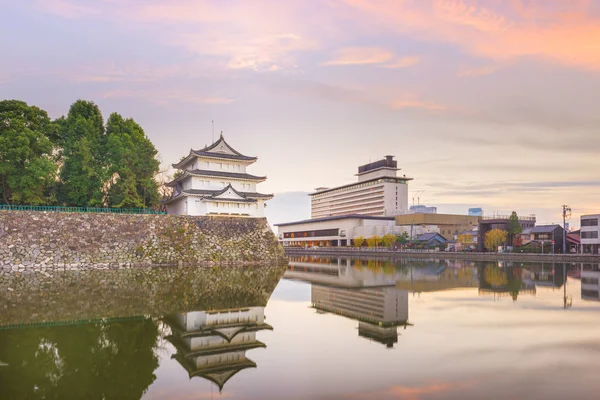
[313,186,385,202]
[312,189,385,207]
[582,218,599,227]
[283,228,340,239]
[312,200,386,214]
[582,231,599,239]
[312,178,407,199]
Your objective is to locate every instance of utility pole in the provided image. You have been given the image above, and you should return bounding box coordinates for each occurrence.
[562,205,571,254]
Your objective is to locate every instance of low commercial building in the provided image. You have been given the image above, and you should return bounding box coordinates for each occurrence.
[581,214,600,254]
[395,213,481,241]
[276,214,401,247]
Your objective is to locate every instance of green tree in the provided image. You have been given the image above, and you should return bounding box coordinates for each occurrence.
[507,211,522,246]
[105,113,160,208]
[353,236,365,247]
[484,229,508,252]
[0,100,57,205]
[56,100,107,206]
[396,231,410,245]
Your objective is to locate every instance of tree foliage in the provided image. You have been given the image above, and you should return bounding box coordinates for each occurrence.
[0,100,57,205]
[353,236,365,247]
[56,100,107,206]
[0,99,161,209]
[366,235,382,247]
[382,234,397,247]
[105,113,160,208]
[507,211,522,245]
[484,229,508,252]
[396,231,410,244]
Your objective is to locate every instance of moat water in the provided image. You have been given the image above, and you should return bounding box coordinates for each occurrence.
[2,258,600,400]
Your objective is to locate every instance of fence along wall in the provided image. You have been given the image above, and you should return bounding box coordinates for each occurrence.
[0,211,284,270]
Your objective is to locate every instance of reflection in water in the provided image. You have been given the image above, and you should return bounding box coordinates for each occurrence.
[0,265,285,399]
[164,306,271,391]
[0,318,159,399]
[2,259,600,399]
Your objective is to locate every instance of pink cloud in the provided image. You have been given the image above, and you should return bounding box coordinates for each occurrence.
[457,65,499,77]
[341,0,600,70]
[391,99,447,111]
[103,89,235,106]
[322,47,395,66]
[347,379,477,400]
[34,0,101,18]
[380,56,421,69]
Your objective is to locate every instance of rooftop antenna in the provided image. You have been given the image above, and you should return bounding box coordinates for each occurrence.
[418,190,425,205]
[212,120,214,143]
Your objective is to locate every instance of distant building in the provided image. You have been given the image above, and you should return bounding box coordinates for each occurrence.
[310,156,412,218]
[413,232,447,247]
[529,225,564,253]
[165,134,273,217]
[581,214,600,254]
[581,270,600,301]
[478,215,536,251]
[468,208,484,217]
[276,214,402,247]
[409,204,437,214]
[395,213,481,241]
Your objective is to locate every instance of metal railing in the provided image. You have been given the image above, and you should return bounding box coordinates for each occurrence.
[481,215,536,221]
[0,204,165,214]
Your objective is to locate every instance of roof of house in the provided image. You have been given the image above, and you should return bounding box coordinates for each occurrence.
[415,232,447,242]
[531,225,563,233]
[275,214,395,227]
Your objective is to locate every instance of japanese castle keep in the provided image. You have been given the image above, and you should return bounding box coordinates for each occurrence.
[165,133,273,217]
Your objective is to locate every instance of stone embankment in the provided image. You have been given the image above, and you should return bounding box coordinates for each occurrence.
[284,247,600,263]
[0,211,285,271]
[0,264,286,328]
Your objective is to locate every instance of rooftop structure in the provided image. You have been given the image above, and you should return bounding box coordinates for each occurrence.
[309,156,412,218]
[164,133,273,217]
[395,213,481,241]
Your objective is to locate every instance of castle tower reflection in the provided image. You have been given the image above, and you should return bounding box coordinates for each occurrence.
[165,307,272,391]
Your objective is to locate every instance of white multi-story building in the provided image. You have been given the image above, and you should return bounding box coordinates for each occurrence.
[165,133,273,217]
[310,156,412,218]
[581,214,600,254]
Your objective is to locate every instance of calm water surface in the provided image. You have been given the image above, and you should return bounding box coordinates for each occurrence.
[2,258,600,400]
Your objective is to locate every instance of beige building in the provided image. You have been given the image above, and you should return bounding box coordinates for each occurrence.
[310,156,412,218]
[395,213,481,241]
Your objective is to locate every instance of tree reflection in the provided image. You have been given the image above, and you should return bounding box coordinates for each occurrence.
[0,318,159,400]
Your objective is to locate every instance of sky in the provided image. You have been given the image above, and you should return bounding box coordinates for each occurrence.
[1,0,600,227]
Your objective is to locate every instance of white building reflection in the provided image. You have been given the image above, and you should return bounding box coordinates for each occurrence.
[165,307,271,391]
[581,270,600,301]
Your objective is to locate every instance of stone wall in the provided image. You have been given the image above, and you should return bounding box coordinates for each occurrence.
[0,211,285,270]
[0,264,286,328]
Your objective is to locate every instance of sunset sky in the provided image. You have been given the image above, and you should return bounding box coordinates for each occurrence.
[2,0,599,226]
